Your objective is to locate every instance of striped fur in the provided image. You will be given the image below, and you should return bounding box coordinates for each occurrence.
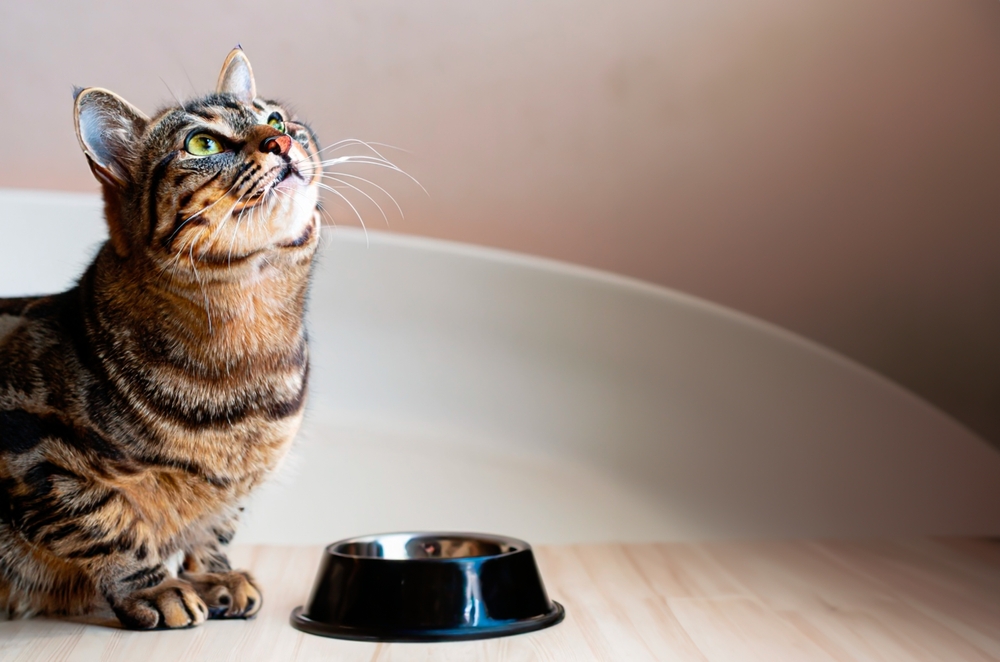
[0,49,321,629]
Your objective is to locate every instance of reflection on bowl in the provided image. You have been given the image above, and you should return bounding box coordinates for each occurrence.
[291,532,565,642]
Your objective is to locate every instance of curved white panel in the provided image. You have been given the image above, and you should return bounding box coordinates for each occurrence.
[2,189,998,544]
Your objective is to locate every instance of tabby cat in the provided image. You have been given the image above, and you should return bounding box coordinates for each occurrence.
[0,48,321,629]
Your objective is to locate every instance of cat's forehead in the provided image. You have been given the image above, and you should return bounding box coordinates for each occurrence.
[147,93,285,142]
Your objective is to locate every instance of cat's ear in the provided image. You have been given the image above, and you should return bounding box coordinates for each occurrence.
[216,47,256,103]
[74,87,149,188]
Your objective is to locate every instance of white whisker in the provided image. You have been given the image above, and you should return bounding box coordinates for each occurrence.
[321,172,404,220]
[188,241,213,334]
[166,173,243,245]
[315,182,368,247]
[322,175,389,227]
[303,156,427,195]
[309,138,406,161]
[227,195,251,268]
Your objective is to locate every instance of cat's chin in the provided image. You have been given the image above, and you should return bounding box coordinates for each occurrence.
[277,218,316,249]
[269,183,320,250]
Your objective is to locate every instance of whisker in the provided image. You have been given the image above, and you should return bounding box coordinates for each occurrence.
[319,215,336,250]
[160,77,184,107]
[314,200,338,231]
[193,185,250,261]
[188,241,213,334]
[310,138,406,161]
[165,172,241,245]
[315,181,369,247]
[159,229,197,281]
[322,175,390,227]
[364,141,410,154]
[320,172,404,220]
[202,187,249,260]
[227,196,250,268]
[302,156,427,195]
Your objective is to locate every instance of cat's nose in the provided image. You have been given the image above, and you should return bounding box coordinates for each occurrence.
[260,134,292,156]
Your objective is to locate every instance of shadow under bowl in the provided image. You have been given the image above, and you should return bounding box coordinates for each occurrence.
[290,532,565,642]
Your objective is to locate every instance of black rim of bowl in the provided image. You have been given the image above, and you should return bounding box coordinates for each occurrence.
[290,601,565,643]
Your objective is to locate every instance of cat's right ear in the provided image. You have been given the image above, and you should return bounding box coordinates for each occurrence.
[73,87,149,188]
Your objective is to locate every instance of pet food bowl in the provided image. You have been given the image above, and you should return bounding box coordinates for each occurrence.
[290,532,565,642]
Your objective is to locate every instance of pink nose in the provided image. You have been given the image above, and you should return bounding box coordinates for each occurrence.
[260,134,292,156]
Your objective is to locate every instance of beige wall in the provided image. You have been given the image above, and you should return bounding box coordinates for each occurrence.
[1,0,998,448]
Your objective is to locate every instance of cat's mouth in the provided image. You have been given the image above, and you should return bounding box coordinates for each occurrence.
[265,163,299,195]
[274,163,299,189]
[231,164,301,215]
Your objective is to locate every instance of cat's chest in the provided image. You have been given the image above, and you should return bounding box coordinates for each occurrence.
[123,470,224,531]
[121,420,299,537]
[161,412,302,490]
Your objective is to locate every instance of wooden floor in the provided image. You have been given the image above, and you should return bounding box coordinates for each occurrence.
[1,538,998,661]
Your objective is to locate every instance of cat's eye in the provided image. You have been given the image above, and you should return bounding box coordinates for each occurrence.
[186,133,224,156]
[267,113,286,133]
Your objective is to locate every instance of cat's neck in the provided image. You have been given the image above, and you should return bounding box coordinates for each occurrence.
[84,243,310,372]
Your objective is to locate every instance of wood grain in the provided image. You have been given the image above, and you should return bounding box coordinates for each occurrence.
[1,539,997,661]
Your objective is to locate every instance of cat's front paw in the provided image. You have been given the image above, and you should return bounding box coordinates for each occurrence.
[182,570,262,619]
[113,578,209,630]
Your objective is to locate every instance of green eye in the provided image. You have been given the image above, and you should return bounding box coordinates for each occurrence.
[267,113,286,133]
[186,133,223,156]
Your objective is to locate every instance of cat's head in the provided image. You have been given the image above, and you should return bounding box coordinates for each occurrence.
[73,48,321,280]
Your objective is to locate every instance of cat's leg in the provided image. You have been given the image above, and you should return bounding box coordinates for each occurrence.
[1,459,209,629]
[38,522,211,629]
[179,516,262,619]
[79,525,209,629]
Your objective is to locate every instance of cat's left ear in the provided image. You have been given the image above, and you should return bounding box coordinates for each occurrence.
[74,87,149,188]
[216,47,256,103]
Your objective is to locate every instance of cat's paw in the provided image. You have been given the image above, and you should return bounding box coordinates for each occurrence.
[113,578,208,630]
[182,570,262,619]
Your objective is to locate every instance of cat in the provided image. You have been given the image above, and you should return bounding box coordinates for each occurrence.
[0,48,321,629]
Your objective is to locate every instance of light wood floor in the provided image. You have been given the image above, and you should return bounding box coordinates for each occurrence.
[1,538,998,661]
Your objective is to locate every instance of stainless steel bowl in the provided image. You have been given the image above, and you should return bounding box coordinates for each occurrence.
[290,532,565,642]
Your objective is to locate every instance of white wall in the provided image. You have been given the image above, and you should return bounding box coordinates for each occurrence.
[1,0,998,448]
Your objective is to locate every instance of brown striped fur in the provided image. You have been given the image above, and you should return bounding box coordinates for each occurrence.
[0,49,321,628]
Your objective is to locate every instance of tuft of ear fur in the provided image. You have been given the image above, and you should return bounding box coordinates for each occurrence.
[74,88,149,188]
[216,47,256,103]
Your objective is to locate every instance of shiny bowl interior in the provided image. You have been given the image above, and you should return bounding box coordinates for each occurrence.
[332,533,523,560]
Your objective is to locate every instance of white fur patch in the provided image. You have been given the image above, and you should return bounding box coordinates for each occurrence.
[0,314,22,344]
